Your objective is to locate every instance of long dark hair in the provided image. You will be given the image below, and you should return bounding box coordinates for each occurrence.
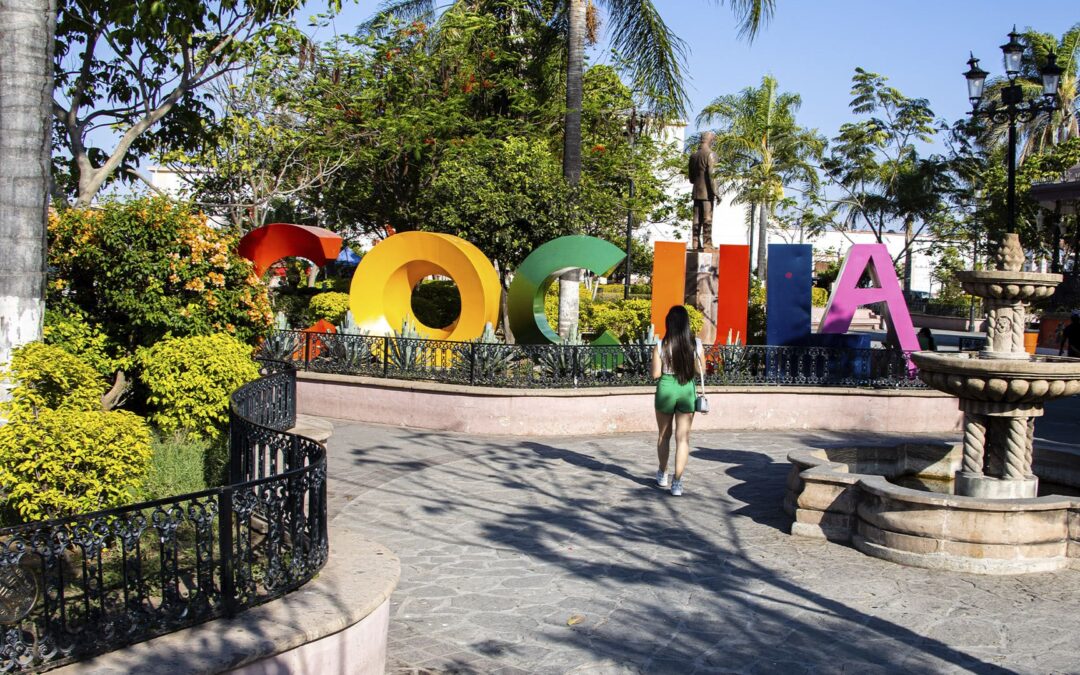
[662,305,696,384]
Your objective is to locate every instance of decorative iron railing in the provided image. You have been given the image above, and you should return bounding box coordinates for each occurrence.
[0,361,327,672]
[259,330,925,389]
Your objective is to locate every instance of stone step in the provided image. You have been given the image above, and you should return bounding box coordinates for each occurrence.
[288,414,334,444]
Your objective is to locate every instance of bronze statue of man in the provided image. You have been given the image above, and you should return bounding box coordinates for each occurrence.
[688,131,717,250]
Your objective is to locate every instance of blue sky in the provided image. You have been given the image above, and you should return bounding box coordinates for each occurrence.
[307,1,1078,152]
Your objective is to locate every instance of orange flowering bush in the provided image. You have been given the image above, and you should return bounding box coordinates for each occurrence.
[47,197,272,352]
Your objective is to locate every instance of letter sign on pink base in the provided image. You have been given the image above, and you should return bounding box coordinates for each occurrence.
[819,244,920,353]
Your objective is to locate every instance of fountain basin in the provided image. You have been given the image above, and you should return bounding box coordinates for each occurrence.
[911,351,1080,404]
[955,269,1061,301]
[786,443,1080,574]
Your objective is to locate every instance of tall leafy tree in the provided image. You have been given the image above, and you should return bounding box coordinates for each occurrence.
[52,0,323,206]
[0,0,57,383]
[366,0,775,335]
[822,68,954,291]
[698,75,823,278]
[161,60,353,231]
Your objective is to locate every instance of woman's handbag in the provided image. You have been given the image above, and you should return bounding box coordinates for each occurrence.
[695,368,709,414]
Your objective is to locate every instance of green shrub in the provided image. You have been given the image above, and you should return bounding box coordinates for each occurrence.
[583,300,703,341]
[0,408,152,521]
[141,432,212,501]
[42,308,129,379]
[747,277,767,344]
[812,286,830,308]
[202,436,232,487]
[3,342,104,416]
[47,198,272,352]
[412,280,461,329]
[137,333,260,439]
[271,287,318,327]
[306,292,351,325]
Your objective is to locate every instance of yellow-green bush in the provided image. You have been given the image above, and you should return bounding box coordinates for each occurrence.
[0,408,152,521]
[43,309,130,380]
[812,287,830,308]
[137,333,260,439]
[3,342,104,416]
[584,299,703,341]
[305,292,351,326]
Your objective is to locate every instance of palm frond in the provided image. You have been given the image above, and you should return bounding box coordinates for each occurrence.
[717,0,776,42]
[599,0,688,117]
[360,0,442,34]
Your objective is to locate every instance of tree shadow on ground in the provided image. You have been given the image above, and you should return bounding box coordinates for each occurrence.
[357,430,1014,674]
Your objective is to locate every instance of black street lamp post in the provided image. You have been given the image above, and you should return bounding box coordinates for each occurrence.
[964,27,1063,232]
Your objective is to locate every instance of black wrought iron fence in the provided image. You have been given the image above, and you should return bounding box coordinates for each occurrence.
[0,362,327,672]
[261,330,925,389]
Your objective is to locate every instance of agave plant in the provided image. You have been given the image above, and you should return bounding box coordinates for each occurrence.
[259,312,300,362]
[536,326,587,381]
[314,311,372,374]
[716,327,750,383]
[387,317,425,373]
[621,324,659,378]
[453,322,517,384]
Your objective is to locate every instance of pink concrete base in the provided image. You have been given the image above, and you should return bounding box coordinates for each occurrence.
[297,372,962,436]
[231,598,389,675]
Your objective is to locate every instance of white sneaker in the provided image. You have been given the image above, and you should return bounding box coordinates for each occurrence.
[655,470,669,487]
[670,478,684,496]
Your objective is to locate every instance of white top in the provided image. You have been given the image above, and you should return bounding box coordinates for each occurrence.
[657,337,704,376]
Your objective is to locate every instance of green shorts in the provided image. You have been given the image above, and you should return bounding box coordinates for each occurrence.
[655,374,696,414]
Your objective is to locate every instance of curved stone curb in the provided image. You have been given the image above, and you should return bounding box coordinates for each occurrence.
[53,528,400,674]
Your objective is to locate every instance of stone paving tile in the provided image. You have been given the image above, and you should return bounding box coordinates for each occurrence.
[321,418,1080,674]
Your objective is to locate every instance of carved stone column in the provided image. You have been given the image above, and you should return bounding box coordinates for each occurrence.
[961,413,987,475]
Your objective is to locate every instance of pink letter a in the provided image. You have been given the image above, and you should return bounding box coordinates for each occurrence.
[819,244,919,352]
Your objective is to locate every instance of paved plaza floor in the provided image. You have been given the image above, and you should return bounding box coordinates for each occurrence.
[322,403,1080,674]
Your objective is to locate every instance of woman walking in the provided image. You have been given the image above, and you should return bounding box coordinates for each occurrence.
[651,306,705,496]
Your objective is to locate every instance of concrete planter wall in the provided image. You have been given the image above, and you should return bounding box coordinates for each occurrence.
[297,372,963,436]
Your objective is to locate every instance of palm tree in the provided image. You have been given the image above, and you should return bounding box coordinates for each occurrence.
[698,75,823,278]
[368,0,775,336]
[0,0,56,389]
[977,24,1079,161]
[1023,25,1079,153]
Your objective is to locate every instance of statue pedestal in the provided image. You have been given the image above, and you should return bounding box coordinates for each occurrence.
[954,472,1038,499]
[685,250,719,344]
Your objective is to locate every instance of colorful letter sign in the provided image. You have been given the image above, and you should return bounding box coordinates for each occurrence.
[650,241,687,338]
[347,231,500,340]
[507,236,625,345]
[766,244,813,346]
[237,223,343,277]
[819,244,919,352]
[716,245,750,345]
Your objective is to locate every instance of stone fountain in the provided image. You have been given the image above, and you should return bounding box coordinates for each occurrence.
[912,233,1080,499]
[784,234,1080,573]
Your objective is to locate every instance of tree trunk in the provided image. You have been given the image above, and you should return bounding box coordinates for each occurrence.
[748,202,756,271]
[563,0,584,188]
[756,202,769,279]
[557,0,586,339]
[0,0,55,400]
[902,216,913,293]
